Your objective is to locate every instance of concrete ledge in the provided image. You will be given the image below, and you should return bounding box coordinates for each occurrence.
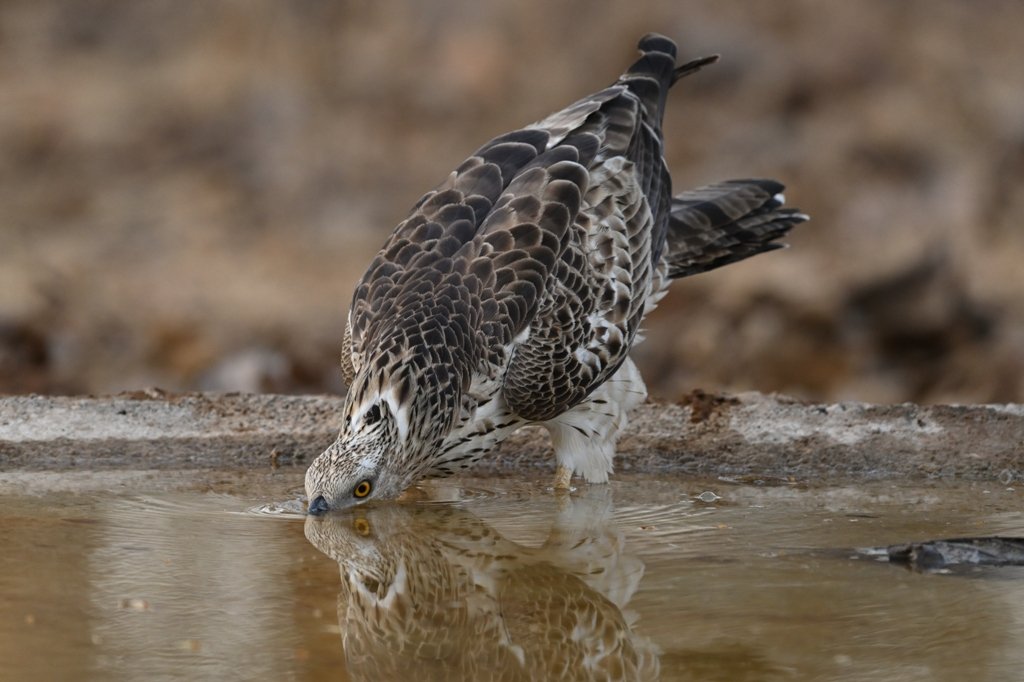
[0,390,1021,482]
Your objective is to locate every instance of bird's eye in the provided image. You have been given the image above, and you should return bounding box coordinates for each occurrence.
[353,518,371,536]
[364,404,382,425]
[353,480,372,498]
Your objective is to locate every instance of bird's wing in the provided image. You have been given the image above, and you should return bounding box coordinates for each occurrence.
[344,129,592,411]
[503,35,707,421]
[345,34,718,431]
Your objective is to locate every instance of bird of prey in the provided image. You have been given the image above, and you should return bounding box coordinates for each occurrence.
[306,33,807,513]
[304,491,658,680]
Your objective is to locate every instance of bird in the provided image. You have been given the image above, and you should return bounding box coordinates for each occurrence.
[303,490,658,680]
[305,33,807,513]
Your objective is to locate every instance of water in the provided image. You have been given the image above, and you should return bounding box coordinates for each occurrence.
[1,471,1022,681]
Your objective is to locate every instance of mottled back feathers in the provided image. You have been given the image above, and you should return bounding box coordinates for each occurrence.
[335,32,805,480]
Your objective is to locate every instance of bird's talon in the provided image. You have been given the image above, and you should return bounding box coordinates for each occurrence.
[553,465,573,491]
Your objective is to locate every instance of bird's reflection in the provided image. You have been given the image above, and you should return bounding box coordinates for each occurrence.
[304,489,658,681]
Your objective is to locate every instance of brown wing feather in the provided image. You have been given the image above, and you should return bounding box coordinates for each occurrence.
[342,127,592,453]
[346,130,547,377]
[502,36,686,421]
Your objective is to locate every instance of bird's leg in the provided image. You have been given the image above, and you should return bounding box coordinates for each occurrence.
[553,465,573,490]
[543,358,647,491]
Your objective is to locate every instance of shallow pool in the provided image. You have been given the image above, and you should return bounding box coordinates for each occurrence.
[1,470,1021,681]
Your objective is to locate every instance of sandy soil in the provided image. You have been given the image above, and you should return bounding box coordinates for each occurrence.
[2,392,1020,483]
[1,1,1023,403]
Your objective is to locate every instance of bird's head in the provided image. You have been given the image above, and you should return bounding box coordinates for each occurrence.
[305,399,412,514]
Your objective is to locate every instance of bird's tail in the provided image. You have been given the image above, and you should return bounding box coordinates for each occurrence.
[662,179,808,280]
[619,33,719,124]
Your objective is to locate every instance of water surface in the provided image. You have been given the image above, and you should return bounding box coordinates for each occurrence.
[1,471,1021,681]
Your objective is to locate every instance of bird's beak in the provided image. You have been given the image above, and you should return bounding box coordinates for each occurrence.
[308,495,330,515]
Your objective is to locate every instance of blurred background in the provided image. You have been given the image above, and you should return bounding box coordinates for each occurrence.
[1,0,1022,404]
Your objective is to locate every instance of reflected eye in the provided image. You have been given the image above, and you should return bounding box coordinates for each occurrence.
[353,480,372,498]
[353,518,371,536]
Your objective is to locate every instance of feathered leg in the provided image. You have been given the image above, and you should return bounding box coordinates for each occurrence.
[544,357,648,488]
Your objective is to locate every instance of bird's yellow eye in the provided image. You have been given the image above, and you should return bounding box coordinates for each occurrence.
[353,480,372,498]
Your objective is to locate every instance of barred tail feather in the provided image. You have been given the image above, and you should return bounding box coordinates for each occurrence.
[663,179,808,279]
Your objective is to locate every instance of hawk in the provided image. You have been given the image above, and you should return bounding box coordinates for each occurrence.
[304,492,658,679]
[306,33,807,513]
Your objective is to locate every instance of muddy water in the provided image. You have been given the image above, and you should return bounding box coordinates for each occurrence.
[0,472,1021,681]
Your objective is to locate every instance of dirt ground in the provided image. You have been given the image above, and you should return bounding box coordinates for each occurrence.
[1,392,1020,482]
[2,1,1023,404]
